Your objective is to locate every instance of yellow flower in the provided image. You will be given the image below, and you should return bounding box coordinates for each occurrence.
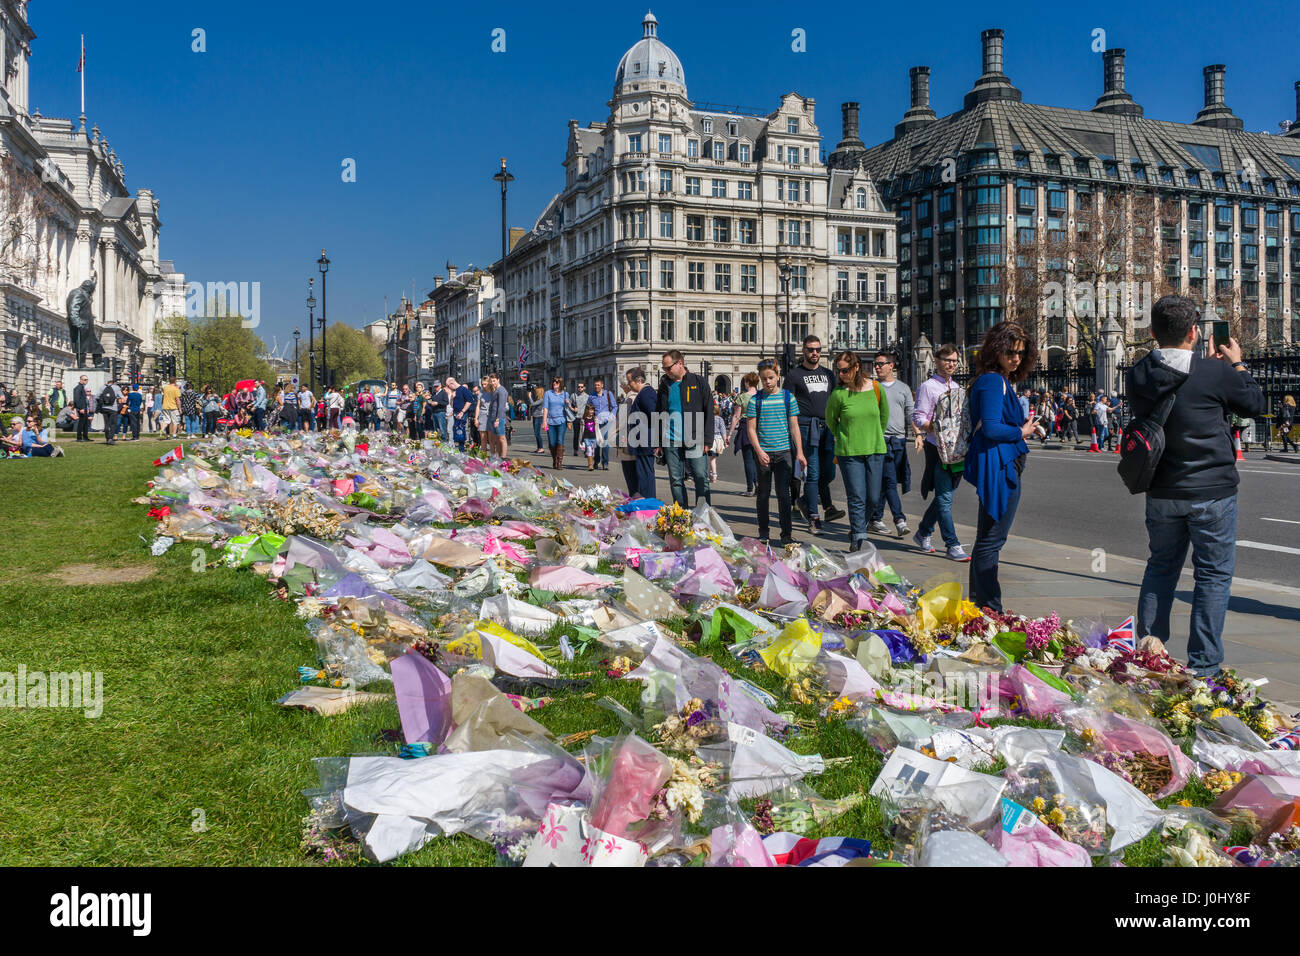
[1048,807,1066,826]
[1031,796,1046,812]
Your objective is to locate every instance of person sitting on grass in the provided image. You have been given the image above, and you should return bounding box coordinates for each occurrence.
[2,416,25,456]
[22,415,63,457]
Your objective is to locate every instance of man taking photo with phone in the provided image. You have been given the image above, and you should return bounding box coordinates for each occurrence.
[1128,296,1265,678]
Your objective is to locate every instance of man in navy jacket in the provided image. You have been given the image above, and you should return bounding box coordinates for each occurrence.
[1128,295,1265,677]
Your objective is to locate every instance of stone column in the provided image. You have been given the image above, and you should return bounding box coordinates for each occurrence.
[1097,315,1124,396]
[912,333,934,387]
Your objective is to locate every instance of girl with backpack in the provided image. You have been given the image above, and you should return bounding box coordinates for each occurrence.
[745,359,807,547]
[826,351,889,553]
[964,321,1040,612]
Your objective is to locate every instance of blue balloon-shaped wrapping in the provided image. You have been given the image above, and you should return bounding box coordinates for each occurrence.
[322,572,378,600]
[617,498,665,513]
[870,629,926,664]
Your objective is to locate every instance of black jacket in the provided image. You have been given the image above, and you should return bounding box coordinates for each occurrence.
[1127,352,1265,501]
[655,371,714,448]
[73,383,89,411]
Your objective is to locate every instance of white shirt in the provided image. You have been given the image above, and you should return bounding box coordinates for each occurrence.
[1152,348,1194,374]
[298,389,314,409]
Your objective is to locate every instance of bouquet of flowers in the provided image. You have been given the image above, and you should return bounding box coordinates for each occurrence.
[1149,669,1274,739]
[652,697,725,754]
[569,484,617,517]
[749,785,865,837]
[647,757,721,825]
[654,502,694,541]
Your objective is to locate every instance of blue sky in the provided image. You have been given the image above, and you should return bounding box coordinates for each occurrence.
[30,0,1300,352]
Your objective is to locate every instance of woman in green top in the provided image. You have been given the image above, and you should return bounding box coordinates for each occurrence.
[826,350,889,553]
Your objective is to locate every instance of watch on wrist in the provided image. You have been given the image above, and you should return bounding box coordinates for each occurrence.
[1233,362,1247,371]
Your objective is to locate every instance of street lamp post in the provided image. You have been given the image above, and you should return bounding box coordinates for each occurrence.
[317,250,330,387]
[306,279,317,390]
[181,329,189,381]
[195,345,204,386]
[293,327,300,381]
[492,158,514,379]
[778,257,793,374]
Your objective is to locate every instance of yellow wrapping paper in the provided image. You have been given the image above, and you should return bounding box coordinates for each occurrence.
[916,582,963,633]
[757,618,822,678]
[444,619,547,662]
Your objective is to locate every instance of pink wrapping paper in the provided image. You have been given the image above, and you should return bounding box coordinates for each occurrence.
[588,736,673,839]
[529,565,608,594]
[987,819,1092,867]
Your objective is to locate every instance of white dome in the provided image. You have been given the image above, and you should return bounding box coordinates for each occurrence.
[614,12,686,95]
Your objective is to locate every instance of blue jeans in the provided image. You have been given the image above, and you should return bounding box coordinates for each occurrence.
[969,473,1022,612]
[547,420,567,448]
[533,417,544,449]
[1137,495,1237,676]
[622,454,656,500]
[798,419,836,517]
[839,454,884,542]
[740,444,758,492]
[663,444,711,509]
[872,436,908,523]
[918,450,961,548]
[186,413,201,435]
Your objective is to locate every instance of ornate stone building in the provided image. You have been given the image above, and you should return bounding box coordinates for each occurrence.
[859,28,1300,360]
[0,1,180,394]
[448,12,896,395]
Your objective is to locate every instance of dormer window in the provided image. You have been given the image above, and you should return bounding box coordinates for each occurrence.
[687,139,699,158]
[702,118,713,133]
[712,141,724,161]
[856,187,866,209]
[728,121,738,137]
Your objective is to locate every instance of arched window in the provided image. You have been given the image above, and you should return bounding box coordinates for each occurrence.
[855,187,867,210]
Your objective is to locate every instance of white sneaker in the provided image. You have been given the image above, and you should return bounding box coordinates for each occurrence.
[894,519,909,538]
[867,520,889,534]
[913,531,934,553]
[947,545,971,562]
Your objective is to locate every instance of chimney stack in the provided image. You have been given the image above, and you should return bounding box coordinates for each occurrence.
[894,66,938,138]
[964,28,1022,109]
[434,276,443,288]
[1194,64,1243,130]
[1093,48,1142,117]
[826,101,866,168]
[842,102,861,144]
[447,262,457,281]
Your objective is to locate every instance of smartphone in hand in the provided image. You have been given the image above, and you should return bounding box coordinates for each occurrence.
[1213,320,1231,349]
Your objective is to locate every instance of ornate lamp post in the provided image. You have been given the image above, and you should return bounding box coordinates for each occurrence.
[317,250,330,387]
[778,258,793,373]
[195,344,204,386]
[293,327,301,381]
[492,159,514,377]
[306,279,316,389]
[182,329,189,381]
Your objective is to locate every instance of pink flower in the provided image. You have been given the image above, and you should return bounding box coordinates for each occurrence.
[539,812,568,850]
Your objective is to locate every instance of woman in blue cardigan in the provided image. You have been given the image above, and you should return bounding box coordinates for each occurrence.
[964,321,1041,611]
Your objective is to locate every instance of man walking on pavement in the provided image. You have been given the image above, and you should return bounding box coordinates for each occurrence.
[656,349,713,509]
[869,350,913,538]
[784,334,845,534]
[911,343,970,562]
[570,381,590,457]
[1130,295,1265,678]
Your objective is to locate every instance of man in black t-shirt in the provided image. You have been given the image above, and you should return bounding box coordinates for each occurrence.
[783,334,846,533]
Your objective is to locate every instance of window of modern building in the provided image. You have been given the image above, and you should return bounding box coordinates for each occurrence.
[1014,151,1029,169]
[1017,184,1036,208]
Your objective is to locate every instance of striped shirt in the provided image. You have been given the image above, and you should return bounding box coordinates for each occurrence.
[746,388,795,452]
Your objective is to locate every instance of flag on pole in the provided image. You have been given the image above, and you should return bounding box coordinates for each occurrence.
[77,36,84,72]
[153,446,184,467]
[1106,616,1136,653]
[518,344,529,369]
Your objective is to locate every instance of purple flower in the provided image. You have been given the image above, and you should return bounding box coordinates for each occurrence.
[686,710,706,727]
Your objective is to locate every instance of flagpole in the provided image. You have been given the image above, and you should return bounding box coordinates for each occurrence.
[78,35,85,128]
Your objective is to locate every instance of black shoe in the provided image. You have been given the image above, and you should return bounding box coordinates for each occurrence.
[809,516,822,534]
[823,505,846,523]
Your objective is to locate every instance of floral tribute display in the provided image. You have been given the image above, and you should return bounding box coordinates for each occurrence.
[139,427,1300,868]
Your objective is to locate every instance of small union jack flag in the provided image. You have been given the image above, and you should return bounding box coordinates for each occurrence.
[1269,728,1300,751]
[1106,616,1136,653]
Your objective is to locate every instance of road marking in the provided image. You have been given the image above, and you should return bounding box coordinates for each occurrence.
[1261,517,1300,525]
[1236,540,1300,555]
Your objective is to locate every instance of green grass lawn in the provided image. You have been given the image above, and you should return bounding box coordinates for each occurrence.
[0,441,1215,866]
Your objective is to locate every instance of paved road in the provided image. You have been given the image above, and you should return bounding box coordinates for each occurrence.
[530,438,1300,588]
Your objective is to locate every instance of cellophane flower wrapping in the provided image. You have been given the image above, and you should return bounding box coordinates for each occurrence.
[586,734,674,842]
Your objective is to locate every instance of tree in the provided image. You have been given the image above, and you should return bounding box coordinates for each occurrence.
[322,321,384,387]
[153,312,190,361]
[190,307,271,393]
[0,153,62,288]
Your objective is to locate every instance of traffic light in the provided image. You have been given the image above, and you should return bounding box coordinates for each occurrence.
[781,343,796,375]
[110,357,123,380]
[702,361,712,382]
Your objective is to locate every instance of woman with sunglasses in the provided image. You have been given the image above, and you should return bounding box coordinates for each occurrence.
[825,351,889,553]
[964,321,1040,612]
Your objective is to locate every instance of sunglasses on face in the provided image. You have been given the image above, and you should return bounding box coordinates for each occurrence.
[837,366,854,375]
[1008,349,1027,358]
[804,346,821,353]
[873,361,890,368]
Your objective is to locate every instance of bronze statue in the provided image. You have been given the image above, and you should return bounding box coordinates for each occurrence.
[66,274,104,367]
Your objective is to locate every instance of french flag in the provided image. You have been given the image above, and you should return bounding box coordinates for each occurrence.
[153,446,184,467]
[1106,616,1136,653]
